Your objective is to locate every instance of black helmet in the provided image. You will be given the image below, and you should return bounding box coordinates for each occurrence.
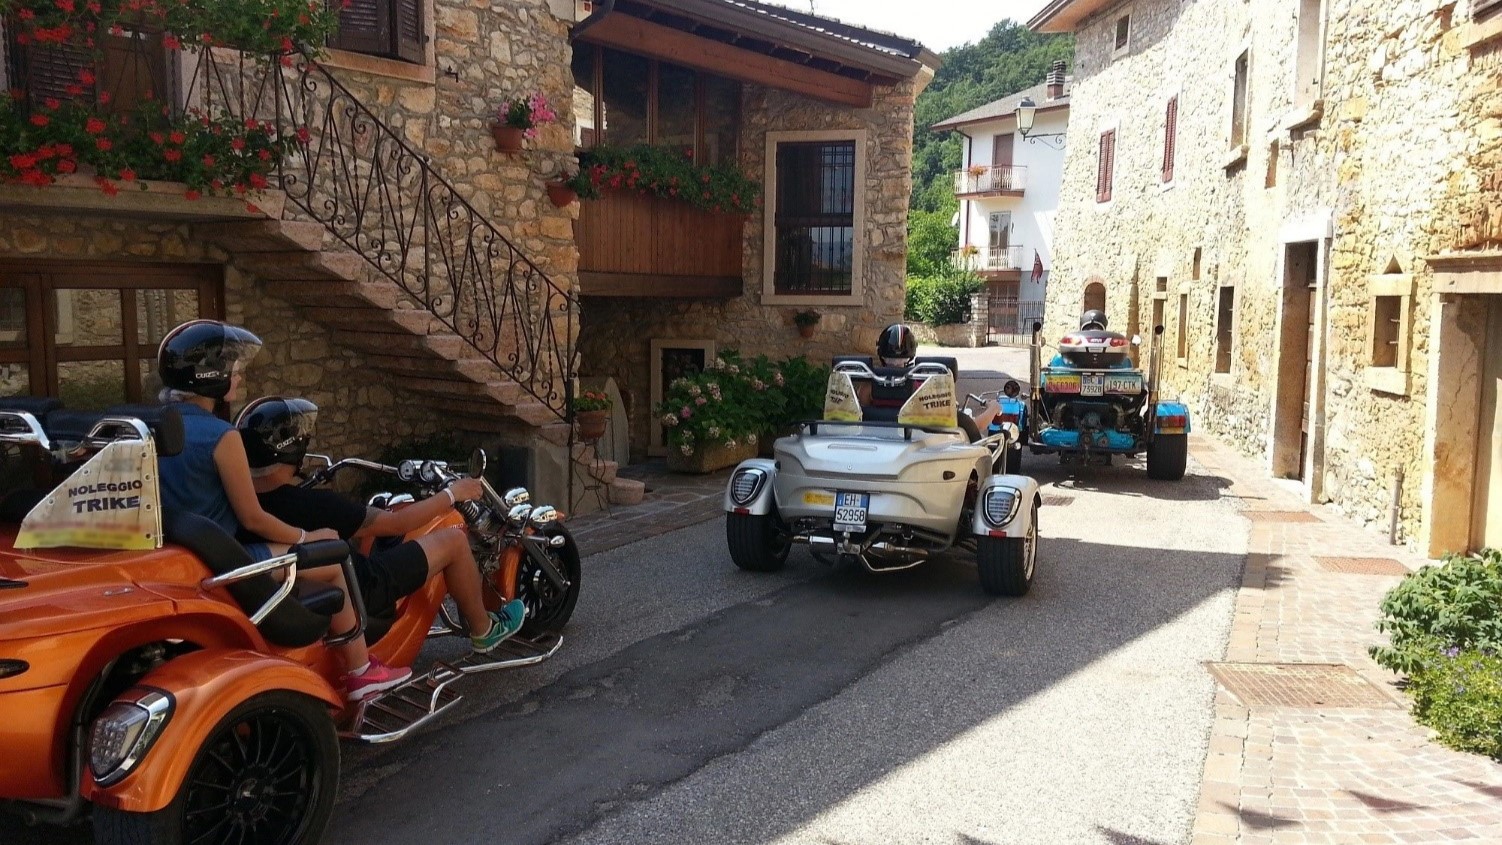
[158,320,262,400]
[1080,310,1108,331]
[236,396,319,469]
[877,324,917,364]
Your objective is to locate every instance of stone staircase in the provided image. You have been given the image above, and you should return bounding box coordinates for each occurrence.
[195,217,645,510]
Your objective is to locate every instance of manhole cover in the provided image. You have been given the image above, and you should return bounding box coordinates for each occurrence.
[1041,495,1073,507]
[1205,663,1395,708]
[1316,556,1409,576]
[1242,510,1322,523]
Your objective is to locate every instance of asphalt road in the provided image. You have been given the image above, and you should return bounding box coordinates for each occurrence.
[6,346,1247,845]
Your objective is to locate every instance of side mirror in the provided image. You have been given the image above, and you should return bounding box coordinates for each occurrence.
[1002,379,1021,398]
[1131,334,1142,346]
[468,446,488,478]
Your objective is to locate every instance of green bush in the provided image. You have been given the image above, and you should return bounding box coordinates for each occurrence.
[655,350,829,455]
[1408,648,1502,760]
[1370,548,1502,676]
[905,271,984,326]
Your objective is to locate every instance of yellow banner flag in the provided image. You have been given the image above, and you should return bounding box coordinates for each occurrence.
[898,374,957,428]
[822,371,864,422]
[16,439,162,551]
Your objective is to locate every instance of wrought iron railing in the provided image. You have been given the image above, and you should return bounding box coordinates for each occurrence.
[953,164,1027,195]
[951,244,1025,273]
[193,49,578,418]
[5,32,577,419]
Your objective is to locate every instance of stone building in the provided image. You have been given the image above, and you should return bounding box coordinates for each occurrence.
[1030,0,1502,555]
[0,0,934,508]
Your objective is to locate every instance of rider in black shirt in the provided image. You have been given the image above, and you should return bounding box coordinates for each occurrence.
[236,397,526,654]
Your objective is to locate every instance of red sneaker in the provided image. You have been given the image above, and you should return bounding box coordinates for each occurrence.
[344,657,413,702]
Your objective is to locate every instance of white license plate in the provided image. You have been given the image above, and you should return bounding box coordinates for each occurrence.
[1104,375,1141,393]
[832,491,869,532]
[1081,374,1104,396]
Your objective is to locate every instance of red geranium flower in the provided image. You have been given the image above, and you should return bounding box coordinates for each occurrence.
[95,138,112,151]
[98,179,119,196]
[85,117,107,134]
[163,148,182,162]
[168,130,186,145]
[119,168,136,181]
[183,189,201,201]
[57,159,76,174]
[29,114,49,127]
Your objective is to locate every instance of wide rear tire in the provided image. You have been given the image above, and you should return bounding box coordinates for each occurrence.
[976,502,1037,597]
[93,691,338,845]
[726,512,789,572]
[1003,445,1022,475]
[1146,433,1188,480]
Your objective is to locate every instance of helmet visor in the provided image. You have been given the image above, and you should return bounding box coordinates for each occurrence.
[222,325,263,372]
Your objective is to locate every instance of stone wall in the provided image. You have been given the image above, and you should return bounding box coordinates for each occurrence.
[0,211,447,461]
[579,77,922,458]
[1047,0,1469,543]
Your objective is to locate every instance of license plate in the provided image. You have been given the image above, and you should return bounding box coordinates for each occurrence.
[1082,374,1104,396]
[1046,374,1080,394]
[832,491,869,532]
[1104,374,1142,394]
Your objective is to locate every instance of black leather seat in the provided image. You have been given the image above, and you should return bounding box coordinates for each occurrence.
[163,509,349,648]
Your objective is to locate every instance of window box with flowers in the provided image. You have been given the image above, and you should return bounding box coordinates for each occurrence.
[571,389,613,441]
[576,144,759,216]
[0,0,337,204]
[492,92,556,153]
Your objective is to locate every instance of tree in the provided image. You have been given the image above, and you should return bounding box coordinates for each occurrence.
[907,209,957,276]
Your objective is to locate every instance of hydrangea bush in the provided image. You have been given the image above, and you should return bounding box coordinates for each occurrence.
[656,350,827,456]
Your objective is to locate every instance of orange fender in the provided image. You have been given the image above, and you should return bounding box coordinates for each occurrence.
[83,648,342,813]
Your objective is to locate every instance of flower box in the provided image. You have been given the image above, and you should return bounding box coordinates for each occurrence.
[666,439,758,474]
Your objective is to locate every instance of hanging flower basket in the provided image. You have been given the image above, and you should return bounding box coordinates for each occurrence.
[491,124,525,153]
[575,409,608,441]
[546,181,577,207]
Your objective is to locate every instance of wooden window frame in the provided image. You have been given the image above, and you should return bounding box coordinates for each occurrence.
[1365,269,1414,395]
[1096,129,1116,203]
[1161,96,1178,184]
[0,261,223,406]
[1214,284,1235,374]
[1476,0,1502,21]
[1112,12,1132,58]
[575,44,741,166]
[1230,49,1250,151]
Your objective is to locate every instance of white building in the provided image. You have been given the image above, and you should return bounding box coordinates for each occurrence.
[931,61,1070,337]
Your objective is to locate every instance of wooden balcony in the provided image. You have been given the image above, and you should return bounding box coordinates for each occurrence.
[575,190,746,298]
[953,165,1027,198]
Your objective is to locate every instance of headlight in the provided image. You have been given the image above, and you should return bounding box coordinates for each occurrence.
[982,489,1020,527]
[529,505,560,527]
[89,690,172,786]
[502,487,530,508]
[507,504,534,527]
[729,468,766,505]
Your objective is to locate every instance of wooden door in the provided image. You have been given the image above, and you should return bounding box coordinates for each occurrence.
[991,134,1013,191]
[1473,298,1502,550]
[1298,279,1316,480]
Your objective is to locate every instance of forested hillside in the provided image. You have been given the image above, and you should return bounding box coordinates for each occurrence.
[907,22,1073,275]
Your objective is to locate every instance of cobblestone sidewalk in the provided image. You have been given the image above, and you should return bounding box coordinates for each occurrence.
[566,459,731,557]
[1188,436,1502,845]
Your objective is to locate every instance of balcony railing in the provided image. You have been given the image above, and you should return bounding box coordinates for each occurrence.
[953,165,1027,196]
[952,245,1026,273]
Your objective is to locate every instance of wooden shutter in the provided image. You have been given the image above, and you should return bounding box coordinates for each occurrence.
[1162,96,1178,183]
[20,42,93,106]
[395,0,423,63]
[1096,130,1115,203]
[330,0,390,56]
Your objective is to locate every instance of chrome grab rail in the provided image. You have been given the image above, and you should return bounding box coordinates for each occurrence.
[200,553,299,626]
[0,411,51,450]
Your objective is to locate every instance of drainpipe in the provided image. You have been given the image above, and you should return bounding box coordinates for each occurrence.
[570,0,616,41]
[954,127,973,256]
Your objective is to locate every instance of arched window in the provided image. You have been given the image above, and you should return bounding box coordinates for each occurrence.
[1082,280,1107,314]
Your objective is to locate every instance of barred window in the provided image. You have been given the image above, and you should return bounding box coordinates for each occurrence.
[774,141,856,295]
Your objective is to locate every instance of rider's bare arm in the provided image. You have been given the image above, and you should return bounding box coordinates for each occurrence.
[215,431,338,545]
[351,477,484,540]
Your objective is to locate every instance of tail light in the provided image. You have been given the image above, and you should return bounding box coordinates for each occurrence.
[1109,337,1128,347]
[999,411,1020,425]
[1158,414,1187,430]
[1059,335,1080,346]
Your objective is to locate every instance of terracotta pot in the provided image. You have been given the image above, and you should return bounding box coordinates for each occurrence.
[666,439,758,474]
[797,324,817,339]
[574,409,608,441]
[491,124,525,153]
[546,182,577,207]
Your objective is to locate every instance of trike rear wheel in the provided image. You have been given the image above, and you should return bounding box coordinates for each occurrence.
[976,502,1037,597]
[93,691,338,845]
[726,512,789,572]
[1146,433,1188,480]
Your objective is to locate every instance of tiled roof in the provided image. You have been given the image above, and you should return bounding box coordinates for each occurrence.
[724,0,930,60]
[930,77,1072,131]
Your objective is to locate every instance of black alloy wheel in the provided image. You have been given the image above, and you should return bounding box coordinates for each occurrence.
[93,692,338,845]
[515,527,582,635]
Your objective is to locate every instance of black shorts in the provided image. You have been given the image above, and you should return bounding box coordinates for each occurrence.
[353,540,430,617]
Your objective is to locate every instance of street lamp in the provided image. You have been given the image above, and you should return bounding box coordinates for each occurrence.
[1016,97,1066,149]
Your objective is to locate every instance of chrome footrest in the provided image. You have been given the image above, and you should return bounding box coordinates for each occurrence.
[343,664,464,743]
[450,631,562,675]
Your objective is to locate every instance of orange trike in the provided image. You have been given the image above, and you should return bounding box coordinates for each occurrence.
[0,399,580,844]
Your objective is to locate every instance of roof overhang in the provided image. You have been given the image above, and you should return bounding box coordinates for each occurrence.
[573,0,935,107]
[1029,0,1123,33]
[931,102,1069,134]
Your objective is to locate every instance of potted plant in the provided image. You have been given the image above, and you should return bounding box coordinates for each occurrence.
[793,310,821,339]
[546,168,598,208]
[967,163,989,177]
[492,92,557,153]
[571,389,613,441]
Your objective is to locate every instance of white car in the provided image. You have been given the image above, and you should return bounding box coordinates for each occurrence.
[723,360,1041,596]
